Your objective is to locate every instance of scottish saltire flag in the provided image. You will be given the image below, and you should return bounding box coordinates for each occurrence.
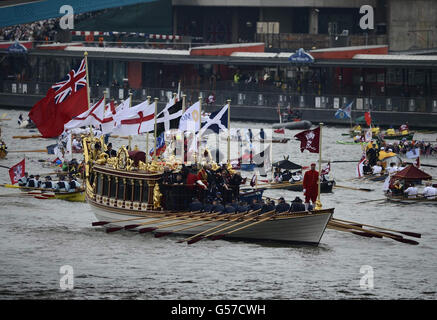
[406,148,421,159]
[149,132,166,157]
[334,101,353,119]
[198,104,229,136]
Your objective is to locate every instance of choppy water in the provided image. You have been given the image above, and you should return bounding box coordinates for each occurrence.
[1,108,437,300]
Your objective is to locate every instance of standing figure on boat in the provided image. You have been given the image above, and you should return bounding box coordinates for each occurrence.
[303,163,319,211]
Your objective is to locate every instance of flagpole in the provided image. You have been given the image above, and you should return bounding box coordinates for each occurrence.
[196,96,202,165]
[227,99,231,164]
[316,122,323,210]
[83,52,93,138]
[146,96,151,164]
[182,94,186,113]
[127,92,133,151]
[153,97,158,161]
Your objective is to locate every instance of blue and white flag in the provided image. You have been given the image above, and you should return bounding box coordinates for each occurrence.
[149,132,166,157]
[406,148,421,159]
[334,101,353,120]
[198,104,229,136]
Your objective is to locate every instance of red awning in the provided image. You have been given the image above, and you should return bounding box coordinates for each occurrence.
[392,165,432,181]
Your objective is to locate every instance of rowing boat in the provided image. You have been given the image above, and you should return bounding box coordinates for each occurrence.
[385,193,437,204]
[82,136,334,246]
[255,180,335,193]
[1,184,85,202]
[383,132,415,141]
[272,120,312,130]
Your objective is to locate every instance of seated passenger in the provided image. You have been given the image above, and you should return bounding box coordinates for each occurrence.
[225,205,236,213]
[261,200,275,213]
[203,203,213,213]
[67,175,81,192]
[211,200,225,214]
[54,176,69,192]
[290,197,306,212]
[423,181,437,200]
[275,197,291,213]
[18,172,29,187]
[189,197,203,212]
[42,176,54,189]
[236,201,250,213]
[404,183,418,198]
[250,199,262,211]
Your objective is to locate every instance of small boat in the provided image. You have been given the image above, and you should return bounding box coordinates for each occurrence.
[362,174,388,182]
[2,184,85,202]
[221,136,290,144]
[260,180,335,193]
[272,120,312,130]
[385,193,437,204]
[336,140,364,145]
[383,132,415,141]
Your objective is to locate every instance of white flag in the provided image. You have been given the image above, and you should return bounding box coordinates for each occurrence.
[64,97,105,130]
[179,101,201,132]
[112,98,155,136]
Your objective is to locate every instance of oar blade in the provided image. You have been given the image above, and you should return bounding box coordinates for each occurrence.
[351,231,374,238]
[105,226,124,233]
[138,227,156,234]
[187,235,205,245]
[154,231,172,238]
[209,234,225,241]
[394,237,419,245]
[92,221,109,226]
[400,231,421,238]
[124,224,140,230]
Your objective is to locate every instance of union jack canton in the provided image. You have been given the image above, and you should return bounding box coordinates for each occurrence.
[51,58,87,104]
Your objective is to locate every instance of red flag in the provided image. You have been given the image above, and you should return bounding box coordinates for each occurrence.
[294,127,320,153]
[29,58,89,137]
[365,112,372,126]
[9,159,25,184]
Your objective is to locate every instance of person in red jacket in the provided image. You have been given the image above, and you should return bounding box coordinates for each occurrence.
[303,163,319,211]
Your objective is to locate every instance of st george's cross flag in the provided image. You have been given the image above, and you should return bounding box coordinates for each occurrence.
[356,153,366,178]
[294,127,320,153]
[9,159,25,184]
[64,96,105,130]
[112,98,155,136]
[29,58,89,138]
[198,104,229,136]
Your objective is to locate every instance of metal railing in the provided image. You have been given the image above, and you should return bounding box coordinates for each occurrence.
[2,80,437,114]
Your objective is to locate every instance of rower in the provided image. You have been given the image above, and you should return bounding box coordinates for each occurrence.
[404,183,418,199]
[18,172,29,186]
[42,176,54,189]
[399,122,409,135]
[67,175,81,192]
[290,196,306,212]
[387,162,399,176]
[250,198,262,211]
[189,197,203,212]
[26,175,40,188]
[275,197,290,213]
[55,175,69,192]
[423,181,437,200]
[386,126,396,136]
[372,161,383,175]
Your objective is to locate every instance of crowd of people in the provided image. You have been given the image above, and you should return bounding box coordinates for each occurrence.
[17,172,81,192]
[0,19,60,42]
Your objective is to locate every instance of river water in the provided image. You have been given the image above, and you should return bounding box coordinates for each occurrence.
[0,108,436,300]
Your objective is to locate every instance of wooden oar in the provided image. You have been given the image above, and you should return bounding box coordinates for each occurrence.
[334,185,373,192]
[332,218,421,238]
[120,211,202,231]
[12,135,43,139]
[329,221,419,245]
[91,211,193,227]
[138,212,222,234]
[154,213,234,238]
[8,149,47,153]
[209,211,277,241]
[355,198,387,204]
[178,210,260,244]
[327,224,375,238]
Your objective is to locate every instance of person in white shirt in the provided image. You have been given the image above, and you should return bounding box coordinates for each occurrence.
[404,183,418,198]
[386,162,398,176]
[422,181,437,200]
[67,175,81,192]
[372,161,383,175]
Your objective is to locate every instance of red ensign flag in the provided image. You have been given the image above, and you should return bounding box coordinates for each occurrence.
[29,58,89,137]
